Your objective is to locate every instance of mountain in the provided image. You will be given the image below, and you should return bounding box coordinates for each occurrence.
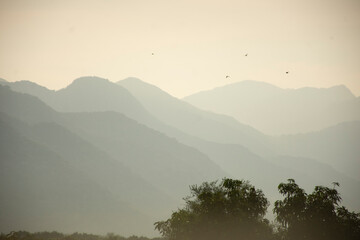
[183,80,360,135]
[60,112,227,198]
[2,77,359,220]
[23,119,175,217]
[117,77,360,211]
[118,77,270,156]
[1,77,151,122]
[0,85,58,124]
[180,79,360,183]
[271,121,360,181]
[0,113,154,236]
[0,80,229,196]
[0,80,54,101]
[6,77,357,209]
[52,77,151,120]
[3,77,270,154]
[0,85,229,234]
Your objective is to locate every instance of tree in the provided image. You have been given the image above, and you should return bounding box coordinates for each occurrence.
[273,179,360,240]
[273,179,306,230]
[155,178,274,240]
[336,206,360,239]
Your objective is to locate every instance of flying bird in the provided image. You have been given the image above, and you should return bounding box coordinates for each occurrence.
[226,75,230,78]
[151,53,154,55]
[245,54,248,56]
[286,71,289,74]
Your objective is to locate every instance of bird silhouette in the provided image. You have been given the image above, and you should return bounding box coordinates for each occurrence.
[226,75,230,78]
[245,54,248,56]
[286,71,289,74]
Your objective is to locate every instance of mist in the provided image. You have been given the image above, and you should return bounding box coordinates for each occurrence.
[1,0,360,239]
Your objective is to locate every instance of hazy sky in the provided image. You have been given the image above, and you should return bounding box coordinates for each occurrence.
[1,0,360,97]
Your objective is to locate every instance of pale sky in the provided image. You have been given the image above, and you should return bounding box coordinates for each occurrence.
[1,0,360,97]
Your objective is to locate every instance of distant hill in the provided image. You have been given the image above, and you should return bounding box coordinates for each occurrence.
[183,80,360,135]
[0,85,228,235]
[0,80,54,100]
[1,82,228,198]
[1,76,359,233]
[0,85,58,124]
[117,77,360,211]
[61,111,227,199]
[271,121,360,181]
[118,77,269,155]
[1,77,151,122]
[0,113,154,236]
[5,77,357,209]
[3,76,271,156]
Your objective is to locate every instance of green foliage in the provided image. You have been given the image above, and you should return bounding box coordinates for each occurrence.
[154,178,273,240]
[274,179,360,240]
[337,206,360,239]
[156,178,360,240]
[274,179,307,229]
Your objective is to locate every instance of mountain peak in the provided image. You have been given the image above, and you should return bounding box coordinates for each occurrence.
[62,76,119,93]
[118,77,144,84]
[328,84,355,97]
[13,80,53,90]
[294,84,355,99]
[230,80,283,91]
[70,76,111,86]
[184,80,360,135]
[185,80,282,98]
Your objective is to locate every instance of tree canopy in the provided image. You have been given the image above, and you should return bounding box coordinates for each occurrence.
[155,178,273,240]
[274,179,360,240]
[156,178,360,240]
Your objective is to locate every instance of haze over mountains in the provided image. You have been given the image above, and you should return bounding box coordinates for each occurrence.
[116,77,360,202]
[0,86,170,236]
[1,77,359,235]
[0,114,154,235]
[183,80,360,135]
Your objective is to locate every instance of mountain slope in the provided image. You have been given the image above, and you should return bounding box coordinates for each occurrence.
[183,80,360,135]
[3,77,272,156]
[0,114,154,236]
[0,80,55,101]
[271,121,360,181]
[0,86,180,234]
[0,85,227,220]
[0,85,57,124]
[117,77,360,210]
[53,77,150,120]
[118,77,270,155]
[1,77,151,122]
[60,111,227,199]
[2,79,359,214]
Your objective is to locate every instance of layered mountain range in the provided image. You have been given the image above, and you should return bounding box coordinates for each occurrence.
[183,80,360,135]
[1,77,359,236]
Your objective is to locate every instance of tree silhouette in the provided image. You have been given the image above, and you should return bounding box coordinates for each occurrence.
[274,179,360,240]
[155,178,274,240]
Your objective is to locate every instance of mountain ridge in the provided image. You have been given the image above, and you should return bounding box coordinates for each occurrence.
[117,77,360,210]
[184,80,356,99]
[183,80,360,135]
